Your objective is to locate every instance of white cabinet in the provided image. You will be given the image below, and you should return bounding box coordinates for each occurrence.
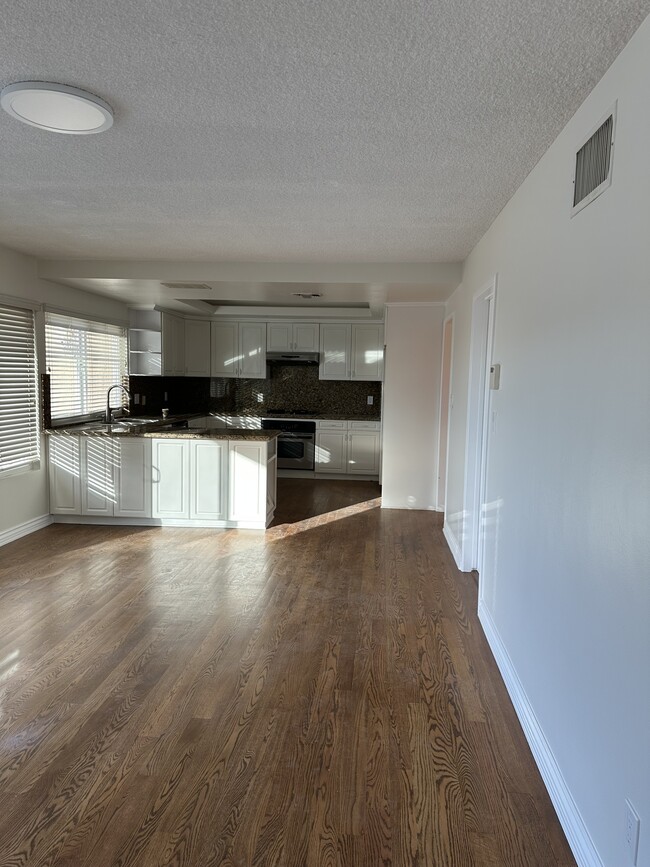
[48,435,82,514]
[115,439,152,518]
[190,440,227,520]
[315,430,347,473]
[316,421,381,476]
[347,429,381,475]
[81,437,115,516]
[351,324,384,381]
[151,438,190,519]
[49,435,151,518]
[151,437,276,527]
[319,324,350,380]
[211,321,266,379]
[267,322,319,352]
[184,320,211,377]
[319,323,384,381]
[162,312,185,376]
[228,442,267,523]
[129,309,162,376]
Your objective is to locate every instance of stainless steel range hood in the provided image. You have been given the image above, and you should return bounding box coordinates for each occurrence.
[266,351,319,364]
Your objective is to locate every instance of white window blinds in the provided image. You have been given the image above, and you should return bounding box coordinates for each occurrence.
[45,312,127,423]
[0,303,40,475]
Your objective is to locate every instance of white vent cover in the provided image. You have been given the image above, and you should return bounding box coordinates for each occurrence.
[571,103,616,216]
[161,282,212,291]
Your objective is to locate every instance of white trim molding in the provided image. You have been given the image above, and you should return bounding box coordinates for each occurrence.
[478,601,605,867]
[0,514,53,548]
[443,522,463,569]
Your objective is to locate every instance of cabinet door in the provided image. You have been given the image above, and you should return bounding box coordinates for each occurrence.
[161,313,177,376]
[266,322,292,352]
[211,322,239,377]
[228,442,266,522]
[351,324,384,381]
[293,323,319,352]
[319,324,351,380]
[81,437,115,516]
[173,316,185,375]
[190,440,226,520]
[239,322,266,379]
[266,453,277,516]
[48,435,82,514]
[151,439,190,518]
[115,438,151,518]
[185,320,211,377]
[347,430,380,474]
[315,431,347,473]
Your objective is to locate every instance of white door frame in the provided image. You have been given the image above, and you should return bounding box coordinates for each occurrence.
[461,275,497,576]
[437,313,455,511]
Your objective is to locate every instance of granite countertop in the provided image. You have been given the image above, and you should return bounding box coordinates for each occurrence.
[46,418,279,441]
[141,428,279,441]
[235,413,381,422]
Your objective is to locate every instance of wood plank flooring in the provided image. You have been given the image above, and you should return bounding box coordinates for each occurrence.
[0,480,576,866]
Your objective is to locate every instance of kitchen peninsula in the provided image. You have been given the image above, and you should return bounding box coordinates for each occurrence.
[47,423,278,530]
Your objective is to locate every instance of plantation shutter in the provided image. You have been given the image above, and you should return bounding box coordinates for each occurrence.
[45,312,127,423]
[0,303,40,475]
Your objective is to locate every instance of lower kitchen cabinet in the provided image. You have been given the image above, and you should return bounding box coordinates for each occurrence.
[316,421,381,476]
[48,433,277,529]
[190,440,227,520]
[115,439,152,517]
[48,434,82,514]
[152,438,226,520]
[49,435,152,518]
[151,437,276,527]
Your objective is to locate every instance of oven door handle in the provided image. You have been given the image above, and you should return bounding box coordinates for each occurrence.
[280,433,314,440]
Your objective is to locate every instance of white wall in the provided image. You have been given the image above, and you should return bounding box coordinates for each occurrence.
[445,16,650,867]
[381,303,444,509]
[0,244,127,536]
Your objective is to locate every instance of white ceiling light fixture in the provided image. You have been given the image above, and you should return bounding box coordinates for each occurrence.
[0,81,113,134]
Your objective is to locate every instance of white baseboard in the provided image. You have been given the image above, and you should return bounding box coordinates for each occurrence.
[478,601,604,867]
[0,514,53,548]
[443,522,463,569]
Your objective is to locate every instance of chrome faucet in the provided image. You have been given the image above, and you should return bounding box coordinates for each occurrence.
[106,384,130,423]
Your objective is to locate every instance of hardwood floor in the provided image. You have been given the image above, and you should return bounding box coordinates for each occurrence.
[0,480,576,866]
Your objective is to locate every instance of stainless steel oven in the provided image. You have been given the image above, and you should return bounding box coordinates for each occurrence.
[262,419,316,471]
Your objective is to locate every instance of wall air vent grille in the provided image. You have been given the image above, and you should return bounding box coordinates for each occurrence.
[571,105,616,215]
[161,282,212,291]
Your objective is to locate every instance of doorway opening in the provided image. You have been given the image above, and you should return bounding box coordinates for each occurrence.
[462,276,497,585]
[437,314,454,511]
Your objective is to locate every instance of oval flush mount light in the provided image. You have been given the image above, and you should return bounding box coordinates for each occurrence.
[0,81,113,134]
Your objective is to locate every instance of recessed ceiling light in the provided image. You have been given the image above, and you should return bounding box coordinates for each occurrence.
[0,81,113,134]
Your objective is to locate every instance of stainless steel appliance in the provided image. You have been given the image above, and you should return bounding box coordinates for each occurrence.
[262,418,316,471]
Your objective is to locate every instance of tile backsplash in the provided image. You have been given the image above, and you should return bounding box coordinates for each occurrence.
[130,364,381,419]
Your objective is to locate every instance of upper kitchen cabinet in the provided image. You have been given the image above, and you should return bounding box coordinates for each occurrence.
[267,322,319,353]
[319,323,384,381]
[211,321,266,379]
[129,309,162,376]
[161,312,185,376]
[184,319,211,377]
[351,323,384,381]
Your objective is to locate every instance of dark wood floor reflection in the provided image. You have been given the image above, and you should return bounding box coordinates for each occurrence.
[0,480,575,866]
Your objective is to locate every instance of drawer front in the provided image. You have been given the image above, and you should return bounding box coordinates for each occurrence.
[349,421,381,431]
[318,419,347,430]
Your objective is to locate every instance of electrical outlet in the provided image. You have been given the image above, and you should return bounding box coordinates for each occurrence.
[142,395,146,406]
[367,396,373,405]
[625,799,640,865]
[133,393,140,405]
[164,391,168,402]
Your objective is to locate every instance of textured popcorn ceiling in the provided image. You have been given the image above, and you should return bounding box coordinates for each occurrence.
[1,0,648,263]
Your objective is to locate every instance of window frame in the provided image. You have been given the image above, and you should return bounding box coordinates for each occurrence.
[0,295,41,478]
[45,310,128,427]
